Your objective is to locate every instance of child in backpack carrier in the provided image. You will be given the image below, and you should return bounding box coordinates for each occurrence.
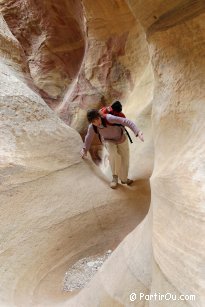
[99,101,133,143]
[99,101,125,118]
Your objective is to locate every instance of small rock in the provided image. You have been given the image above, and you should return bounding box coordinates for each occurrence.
[87,261,95,267]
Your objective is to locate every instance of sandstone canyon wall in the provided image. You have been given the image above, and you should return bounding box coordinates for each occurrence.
[68,1,205,306]
[0,0,204,307]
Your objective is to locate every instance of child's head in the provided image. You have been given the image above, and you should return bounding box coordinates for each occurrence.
[111,101,122,112]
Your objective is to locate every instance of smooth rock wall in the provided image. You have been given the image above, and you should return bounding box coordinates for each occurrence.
[1,0,204,306]
[68,2,205,306]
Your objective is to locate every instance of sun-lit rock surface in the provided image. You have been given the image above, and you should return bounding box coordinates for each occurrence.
[0,0,205,306]
[0,8,150,306]
[68,2,205,307]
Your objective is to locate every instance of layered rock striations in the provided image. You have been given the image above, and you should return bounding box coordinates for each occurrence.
[0,5,150,306]
[0,0,85,109]
[68,1,205,307]
[0,0,204,306]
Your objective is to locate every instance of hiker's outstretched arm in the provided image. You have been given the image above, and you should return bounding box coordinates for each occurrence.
[83,124,95,152]
[106,114,140,136]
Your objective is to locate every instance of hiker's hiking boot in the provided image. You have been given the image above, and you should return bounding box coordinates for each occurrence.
[121,179,133,185]
[110,175,118,189]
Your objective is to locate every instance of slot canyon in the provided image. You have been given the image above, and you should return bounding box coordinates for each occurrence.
[0,1,204,306]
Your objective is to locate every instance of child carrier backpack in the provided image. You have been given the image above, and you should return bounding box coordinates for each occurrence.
[93,101,133,143]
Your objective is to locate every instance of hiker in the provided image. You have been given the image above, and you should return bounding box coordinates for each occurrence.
[80,107,144,189]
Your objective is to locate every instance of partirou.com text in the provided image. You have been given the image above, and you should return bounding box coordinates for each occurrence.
[129,292,196,302]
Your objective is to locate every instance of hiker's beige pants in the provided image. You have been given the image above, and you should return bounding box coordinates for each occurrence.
[105,137,129,182]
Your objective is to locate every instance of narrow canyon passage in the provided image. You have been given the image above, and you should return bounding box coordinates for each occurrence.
[0,0,153,303]
[0,1,204,307]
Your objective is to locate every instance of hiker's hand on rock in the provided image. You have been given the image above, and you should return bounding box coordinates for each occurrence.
[138,131,144,142]
[80,148,87,158]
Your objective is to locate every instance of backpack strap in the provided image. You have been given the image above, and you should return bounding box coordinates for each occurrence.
[124,128,133,143]
[104,118,133,143]
[92,117,133,144]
